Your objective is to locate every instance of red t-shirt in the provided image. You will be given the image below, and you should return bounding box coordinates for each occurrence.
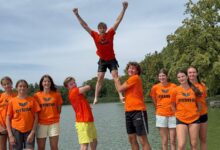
[68,87,94,122]
[125,75,146,112]
[90,28,116,60]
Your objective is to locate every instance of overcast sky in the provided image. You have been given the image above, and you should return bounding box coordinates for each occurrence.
[0,0,190,87]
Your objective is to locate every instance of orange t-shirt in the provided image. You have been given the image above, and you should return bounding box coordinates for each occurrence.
[0,92,17,128]
[171,86,201,124]
[150,83,176,116]
[91,28,115,60]
[68,87,94,122]
[125,75,146,112]
[7,96,40,133]
[194,83,207,115]
[34,91,63,125]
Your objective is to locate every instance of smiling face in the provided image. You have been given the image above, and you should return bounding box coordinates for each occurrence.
[42,77,51,91]
[177,72,188,85]
[16,81,28,97]
[67,79,77,90]
[187,67,198,82]
[127,65,138,76]
[1,79,13,92]
[158,73,168,84]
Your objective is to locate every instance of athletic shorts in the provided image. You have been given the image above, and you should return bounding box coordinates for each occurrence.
[176,118,200,125]
[156,115,176,128]
[97,59,119,72]
[125,111,149,136]
[12,128,35,150]
[0,129,7,136]
[199,114,208,123]
[36,123,60,138]
[75,122,97,144]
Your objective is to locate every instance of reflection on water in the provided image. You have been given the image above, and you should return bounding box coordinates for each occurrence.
[58,103,161,150]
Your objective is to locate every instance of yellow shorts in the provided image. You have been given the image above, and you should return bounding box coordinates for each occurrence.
[36,123,60,138]
[75,122,97,144]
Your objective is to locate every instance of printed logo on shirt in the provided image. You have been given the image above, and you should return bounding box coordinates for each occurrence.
[43,97,51,102]
[182,93,190,97]
[161,89,169,93]
[19,102,28,107]
[99,38,109,45]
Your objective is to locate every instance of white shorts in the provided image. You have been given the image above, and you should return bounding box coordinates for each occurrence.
[36,123,60,138]
[156,115,176,128]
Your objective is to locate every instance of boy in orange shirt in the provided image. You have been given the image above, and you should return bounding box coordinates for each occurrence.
[114,62,151,150]
[73,1,128,104]
[63,77,98,150]
[6,79,40,150]
[0,76,17,150]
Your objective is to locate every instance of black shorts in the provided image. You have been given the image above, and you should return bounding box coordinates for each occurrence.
[0,129,7,136]
[97,59,119,72]
[199,114,208,123]
[176,118,200,125]
[12,128,35,150]
[125,111,149,136]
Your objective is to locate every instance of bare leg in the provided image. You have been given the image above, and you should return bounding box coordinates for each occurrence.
[128,134,139,150]
[93,72,105,104]
[189,123,200,150]
[168,128,176,150]
[49,136,59,150]
[0,134,7,150]
[37,138,47,150]
[138,135,152,150]
[90,138,98,150]
[80,143,89,150]
[199,122,208,150]
[111,70,124,103]
[176,124,188,150]
[158,127,168,150]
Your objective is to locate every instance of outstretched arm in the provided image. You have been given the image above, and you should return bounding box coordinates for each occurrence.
[79,85,91,94]
[73,8,92,34]
[112,1,128,31]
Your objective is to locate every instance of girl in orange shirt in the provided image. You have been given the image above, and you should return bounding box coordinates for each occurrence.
[34,75,63,150]
[171,70,202,150]
[187,66,208,150]
[150,69,176,150]
[0,76,17,150]
[114,62,151,150]
[6,79,40,150]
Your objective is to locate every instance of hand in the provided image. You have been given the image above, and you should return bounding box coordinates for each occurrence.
[9,136,16,145]
[26,131,35,143]
[73,8,78,15]
[123,1,128,9]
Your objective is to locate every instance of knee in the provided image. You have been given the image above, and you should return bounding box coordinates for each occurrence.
[190,141,198,149]
[170,138,176,145]
[178,144,186,150]
[97,76,104,83]
[128,136,137,145]
[200,135,207,143]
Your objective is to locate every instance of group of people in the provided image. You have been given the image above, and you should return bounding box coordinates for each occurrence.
[0,1,208,150]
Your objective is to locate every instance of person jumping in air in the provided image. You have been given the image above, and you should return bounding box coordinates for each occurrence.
[73,1,128,104]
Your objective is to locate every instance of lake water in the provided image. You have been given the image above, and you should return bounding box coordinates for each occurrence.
[43,102,220,150]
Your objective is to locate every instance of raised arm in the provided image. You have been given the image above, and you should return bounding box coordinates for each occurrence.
[112,1,128,31]
[73,8,92,34]
[114,77,127,93]
[79,85,91,94]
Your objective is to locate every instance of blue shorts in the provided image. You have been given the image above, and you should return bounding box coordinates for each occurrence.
[12,128,35,150]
